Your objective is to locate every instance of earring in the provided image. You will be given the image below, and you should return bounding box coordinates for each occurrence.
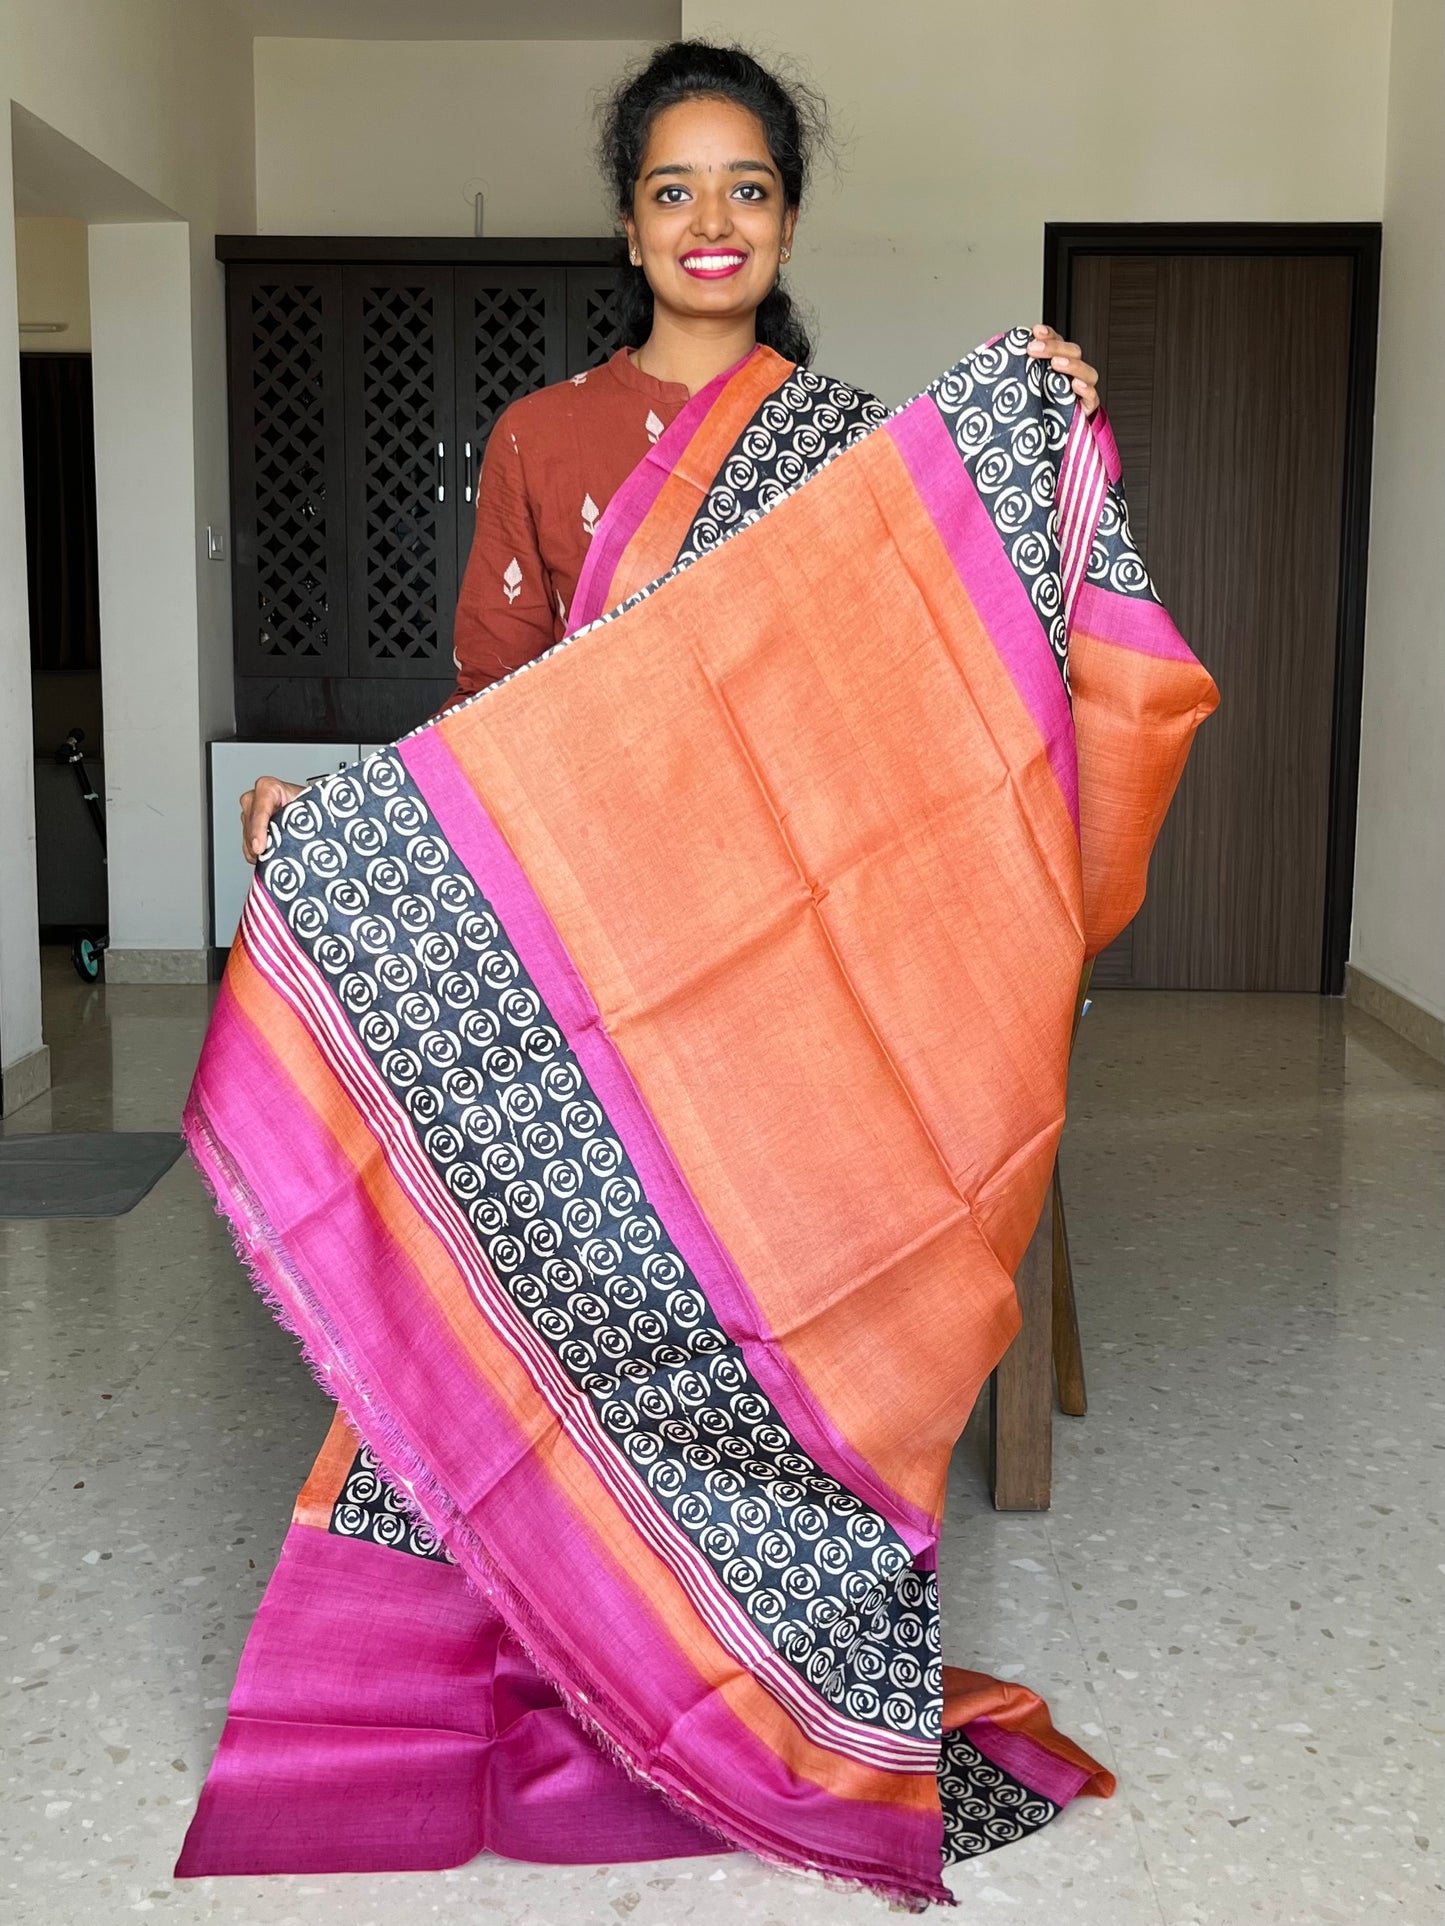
[780,249,791,262]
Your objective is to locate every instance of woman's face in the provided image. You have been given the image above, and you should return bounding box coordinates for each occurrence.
[625,96,797,332]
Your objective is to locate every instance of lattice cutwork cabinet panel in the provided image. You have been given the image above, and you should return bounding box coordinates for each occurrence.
[566,270,625,376]
[223,242,622,734]
[228,267,350,677]
[341,266,459,681]
[453,269,567,585]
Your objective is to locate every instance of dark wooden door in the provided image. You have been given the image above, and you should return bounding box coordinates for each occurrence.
[1067,250,1357,990]
[452,269,567,585]
[342,266,459,682]
[227,266,349,678]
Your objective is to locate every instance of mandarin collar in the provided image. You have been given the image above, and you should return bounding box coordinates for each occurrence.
[606,343,765,404]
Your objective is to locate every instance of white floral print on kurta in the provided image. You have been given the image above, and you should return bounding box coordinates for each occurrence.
[645,410,664,445]
[581,494,600,537]
[502,557,523,604]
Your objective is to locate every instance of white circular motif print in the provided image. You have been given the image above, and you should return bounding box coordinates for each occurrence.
[263,751,943,1748]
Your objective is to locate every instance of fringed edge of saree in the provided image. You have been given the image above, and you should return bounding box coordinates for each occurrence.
[177,1398,730,1877]
[179,1090,956,1910]
[174,325,1199,1908]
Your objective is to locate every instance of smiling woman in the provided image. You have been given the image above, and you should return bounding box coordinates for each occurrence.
[425,46,873,717]
[185,36,1206,1907]
[237,39,1103,858]
[602,39,816,371]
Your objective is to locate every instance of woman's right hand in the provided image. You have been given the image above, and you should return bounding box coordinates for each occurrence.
[239,777,305,864]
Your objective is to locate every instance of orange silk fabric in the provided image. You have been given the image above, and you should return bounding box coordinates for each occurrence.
[436,427,1091,1525]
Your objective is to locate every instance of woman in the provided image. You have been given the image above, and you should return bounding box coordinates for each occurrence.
[184,41,1221,1903]
[239,40,1101,858]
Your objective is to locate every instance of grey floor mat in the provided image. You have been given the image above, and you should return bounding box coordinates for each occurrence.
[0,1132,183,1218]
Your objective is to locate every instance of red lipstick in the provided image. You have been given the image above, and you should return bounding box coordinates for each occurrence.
[679,250,748,280]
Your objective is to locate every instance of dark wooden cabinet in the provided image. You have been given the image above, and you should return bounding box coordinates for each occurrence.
[344,265,458,683]
[451,268,568,585]
[566,267,632,377]
[228,266,349,679]
[220,238,623,739]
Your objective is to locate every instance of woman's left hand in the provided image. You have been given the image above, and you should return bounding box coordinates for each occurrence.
[1027,325,1100,417]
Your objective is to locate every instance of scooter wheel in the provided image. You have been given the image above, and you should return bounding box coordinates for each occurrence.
[72,934,103,983]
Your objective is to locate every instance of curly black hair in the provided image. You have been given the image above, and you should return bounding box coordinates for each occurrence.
[597,40,826,365]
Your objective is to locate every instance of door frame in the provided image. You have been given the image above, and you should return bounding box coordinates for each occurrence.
[1043,222,1381,996]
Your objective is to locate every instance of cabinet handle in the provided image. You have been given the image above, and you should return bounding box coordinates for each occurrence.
[435,440,446,504]
[464,440,474,503]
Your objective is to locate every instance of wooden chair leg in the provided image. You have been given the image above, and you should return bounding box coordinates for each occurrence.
[989,1191,1053,1510]
[1051,1162,1087,1416]
[988,960,1093,1508]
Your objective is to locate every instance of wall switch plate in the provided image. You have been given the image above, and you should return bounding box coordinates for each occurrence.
[206,525,226,560]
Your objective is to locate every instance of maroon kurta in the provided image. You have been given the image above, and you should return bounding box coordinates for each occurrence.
[444,349,692,709]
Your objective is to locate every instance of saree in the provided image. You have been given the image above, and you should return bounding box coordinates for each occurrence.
[178,329,1217,1908]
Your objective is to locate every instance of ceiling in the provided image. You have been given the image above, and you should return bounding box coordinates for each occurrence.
[230,0,679,37]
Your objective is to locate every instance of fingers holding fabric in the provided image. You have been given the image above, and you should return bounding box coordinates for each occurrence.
[1028,324,1100,418]
[239,777,305,864]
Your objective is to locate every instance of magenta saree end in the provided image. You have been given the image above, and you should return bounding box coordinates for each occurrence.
[175,1528,719,1878]
[174,329,1167,1908]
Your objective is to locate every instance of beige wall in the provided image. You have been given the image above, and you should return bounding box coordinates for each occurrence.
[255,7,1396,394]
[14,216,90,349]
[1350,0,1445,1024]
[1,0,256,1077]
[0,144,44,1095]
[1,2,1428,1063]
[90,223,211,963]
[254,7,1395,392]
[681,0,1392,400]
[255,38,661,234]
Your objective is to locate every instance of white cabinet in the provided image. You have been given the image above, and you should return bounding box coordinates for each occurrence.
[209,740,359,947]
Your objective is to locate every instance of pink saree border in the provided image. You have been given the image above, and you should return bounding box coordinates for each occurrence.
[885,396,1081,834]
[225,881,932,1774]
[175,1524,723,1876]
[178,1527,501,1875]
[570,352,753,631]
[965,1717,1091,1809]
[400,724,940,1561]
[1089,409,1123,485]
[1071,580,1196,662]
[183,971,947,1901]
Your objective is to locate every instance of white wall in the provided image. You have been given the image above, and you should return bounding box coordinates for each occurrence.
[90,224,209,960]
[251,4,1442,1039]
[1,0,256,1069]
[255,8,1396,394]
[0,146,47,1101]
[1350,0,1445,1025]
[14,217,90,349]
[0,1,1424,1066]
[681,0,1392,400]
[255,38,661,234]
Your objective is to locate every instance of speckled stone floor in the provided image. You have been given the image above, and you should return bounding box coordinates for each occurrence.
[2,953,1440,1925]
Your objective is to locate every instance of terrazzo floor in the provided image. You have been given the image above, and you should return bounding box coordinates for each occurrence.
[1,952,1440,1925]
